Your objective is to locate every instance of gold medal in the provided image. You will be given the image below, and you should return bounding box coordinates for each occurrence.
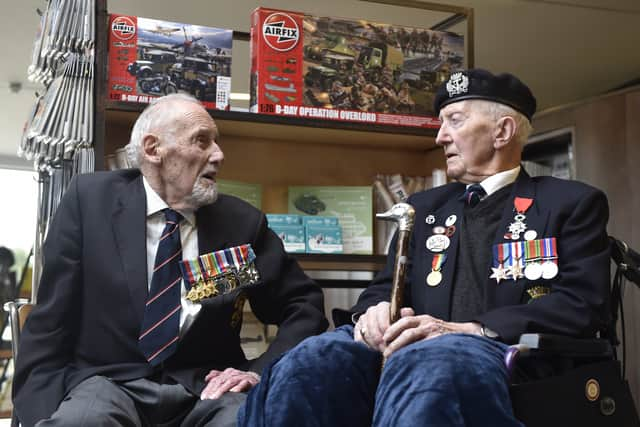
[426,270,442,287]
[187,287,199,302]
[203,283,213,298]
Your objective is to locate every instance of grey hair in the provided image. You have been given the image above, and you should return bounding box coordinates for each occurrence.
[473,100,533,146]
[125,93,201,167]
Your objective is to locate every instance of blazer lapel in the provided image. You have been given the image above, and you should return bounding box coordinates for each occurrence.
[112,176,148,325]
[422,187,465,320]
[196,203,228,255]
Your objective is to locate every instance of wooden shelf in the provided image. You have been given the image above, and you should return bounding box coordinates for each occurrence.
[294,253,386,272]
[293,253,387,289]
[105,101,438,151]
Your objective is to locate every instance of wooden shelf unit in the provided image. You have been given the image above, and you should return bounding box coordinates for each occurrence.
[93,0,467,273]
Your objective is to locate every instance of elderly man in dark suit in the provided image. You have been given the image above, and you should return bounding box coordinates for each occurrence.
[239,69,610,426]
[13,93,328,426]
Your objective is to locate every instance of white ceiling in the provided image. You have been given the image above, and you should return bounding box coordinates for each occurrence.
[1,0,639,159]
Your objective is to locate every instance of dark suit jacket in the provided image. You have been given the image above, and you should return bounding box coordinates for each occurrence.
[13,169,328,426]
[343,169,610,343]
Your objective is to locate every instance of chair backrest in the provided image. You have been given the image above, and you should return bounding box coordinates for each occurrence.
[3,299,32,361]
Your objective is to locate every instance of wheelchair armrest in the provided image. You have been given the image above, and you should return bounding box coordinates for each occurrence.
[504,333,613,376]
[518,333,613,358]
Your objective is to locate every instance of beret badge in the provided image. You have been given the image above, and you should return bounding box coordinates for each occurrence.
[446,72,469,97]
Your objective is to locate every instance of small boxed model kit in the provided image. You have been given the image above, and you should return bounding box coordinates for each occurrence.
[266,214,302,226]
[107,14,233,110]
[249,7,464,128]
[269,224,306,253]
[306,225,344,254]
[302,216,339,227]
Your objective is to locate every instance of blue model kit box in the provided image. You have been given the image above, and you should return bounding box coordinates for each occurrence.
[306,225,343,254]
[266,214,302,226]
[302,216,339,227]
[270,224,306,253]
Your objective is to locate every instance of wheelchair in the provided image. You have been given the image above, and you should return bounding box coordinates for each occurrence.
[506,236,640,426]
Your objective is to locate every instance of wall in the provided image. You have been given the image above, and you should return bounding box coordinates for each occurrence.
[0,87,38,164]
[533,86,640,408]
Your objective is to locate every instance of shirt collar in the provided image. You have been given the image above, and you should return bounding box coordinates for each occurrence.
[142,176,196,226]
[469,166,520,197]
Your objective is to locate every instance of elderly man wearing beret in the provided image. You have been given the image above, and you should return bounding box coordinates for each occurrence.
[238,69,611,426]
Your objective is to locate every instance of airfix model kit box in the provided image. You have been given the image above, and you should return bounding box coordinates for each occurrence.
[306,225,343,254]
[269,225,306,253]
[107,14,233,110]
[249,7,464,128]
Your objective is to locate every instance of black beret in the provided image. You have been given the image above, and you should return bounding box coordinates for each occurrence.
[434,69,537,121]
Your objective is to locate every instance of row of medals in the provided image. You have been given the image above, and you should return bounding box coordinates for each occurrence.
[423,212,558,287]
[185,264,260,303]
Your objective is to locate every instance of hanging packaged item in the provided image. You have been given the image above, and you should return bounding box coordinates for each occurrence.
[249,7,464,128]
[107,14,233,110]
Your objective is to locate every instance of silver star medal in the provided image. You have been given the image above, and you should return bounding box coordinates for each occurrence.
[490,264,509,284]
[509,259,525,280]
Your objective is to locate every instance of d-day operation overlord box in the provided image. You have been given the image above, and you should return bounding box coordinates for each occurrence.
[108,14,232,110]
[249,7,464,128]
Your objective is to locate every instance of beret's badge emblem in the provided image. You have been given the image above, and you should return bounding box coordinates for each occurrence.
[446,72,469,97]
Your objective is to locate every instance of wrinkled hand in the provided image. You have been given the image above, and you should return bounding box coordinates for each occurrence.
[353,301,392,352]
[200,367,261,400]
[381,308,482,358]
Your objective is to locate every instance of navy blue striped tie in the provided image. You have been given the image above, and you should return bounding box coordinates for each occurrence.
[462,183,486,207]
[139,208,183,365]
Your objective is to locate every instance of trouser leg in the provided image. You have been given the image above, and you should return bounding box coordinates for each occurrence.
[238,325,381,427]
[373,334,523,427]
[182,392,247,427]
[35,376,142,427]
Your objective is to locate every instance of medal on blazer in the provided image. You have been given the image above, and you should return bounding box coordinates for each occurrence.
[540,237,559,279]
[508,241,525,280]
[490,243,510,284]
[426,253,447,286]
[524,238,543,280]
[180,244,261,302]
[508,197,533,240]
[180,259,209,302]
[426,234,450,252]
[445,214,457,227]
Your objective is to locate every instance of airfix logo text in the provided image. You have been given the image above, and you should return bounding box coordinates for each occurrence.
[111,16,136,41]
[264,24,297,40]
[262,12,299,52]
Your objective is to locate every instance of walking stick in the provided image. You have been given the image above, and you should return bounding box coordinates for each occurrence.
[376,203,415,366]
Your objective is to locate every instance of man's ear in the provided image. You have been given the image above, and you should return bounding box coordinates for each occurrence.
[494,116,517,149]
[142,134,162,164]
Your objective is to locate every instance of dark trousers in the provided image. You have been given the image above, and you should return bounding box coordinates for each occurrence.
[239,325,523,427]
[35,375,245,427]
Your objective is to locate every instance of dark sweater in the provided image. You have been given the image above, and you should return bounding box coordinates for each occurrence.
[450,184,512,321]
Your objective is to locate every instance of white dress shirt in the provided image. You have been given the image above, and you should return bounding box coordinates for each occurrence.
[470,166,521,198]
[143,177,202,332]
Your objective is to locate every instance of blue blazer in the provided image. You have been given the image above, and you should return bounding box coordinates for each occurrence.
[13,169,328,426]
[347,169,610,343]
